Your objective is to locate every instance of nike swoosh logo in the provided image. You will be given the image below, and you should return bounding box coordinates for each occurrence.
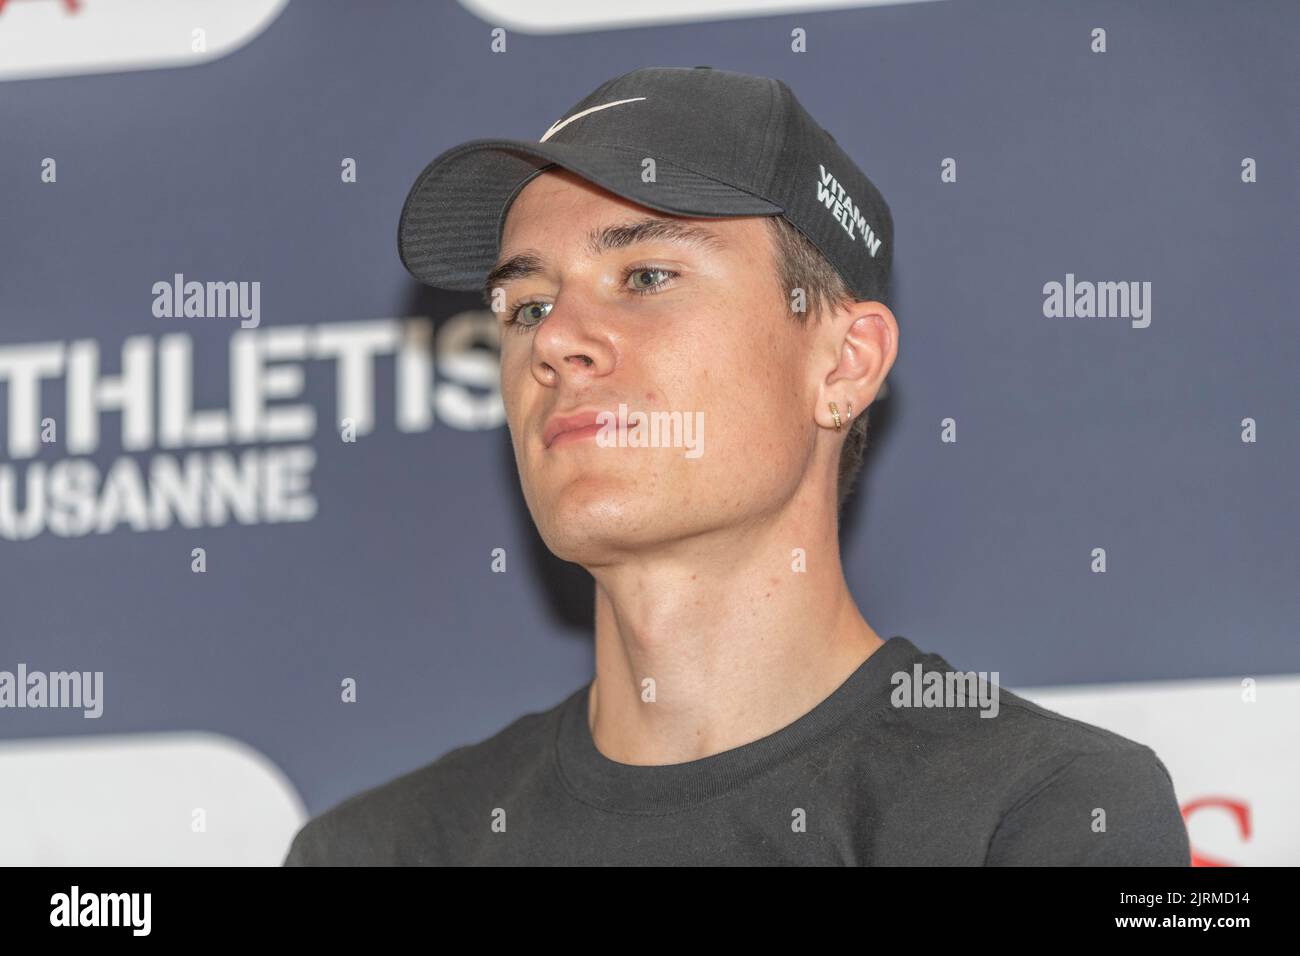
[539,97,646,142]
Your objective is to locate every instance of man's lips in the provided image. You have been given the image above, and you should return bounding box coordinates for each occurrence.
[542,410,606,449]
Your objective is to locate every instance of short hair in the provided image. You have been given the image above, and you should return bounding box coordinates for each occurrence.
[763,215,873,513]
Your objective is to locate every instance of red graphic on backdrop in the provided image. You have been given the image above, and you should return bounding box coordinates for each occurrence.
[0,0,82,15]
[1182,797,1251,867]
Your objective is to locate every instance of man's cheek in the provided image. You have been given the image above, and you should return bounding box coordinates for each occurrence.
[498,357,526,417]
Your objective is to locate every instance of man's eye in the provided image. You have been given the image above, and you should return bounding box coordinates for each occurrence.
[627,267,677,293]
[510,301,552,327]
[505,267,678,330]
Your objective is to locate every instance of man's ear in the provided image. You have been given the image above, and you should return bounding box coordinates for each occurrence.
[814,300,897,431]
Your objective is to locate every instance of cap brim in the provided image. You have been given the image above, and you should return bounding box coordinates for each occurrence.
[397,138,783,293]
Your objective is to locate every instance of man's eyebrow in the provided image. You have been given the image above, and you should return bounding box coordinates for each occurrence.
[584,217,729,258]
[481,217,728,305]
[482,253,546,306]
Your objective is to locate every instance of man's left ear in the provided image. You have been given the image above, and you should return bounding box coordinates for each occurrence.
[815,301,897,431]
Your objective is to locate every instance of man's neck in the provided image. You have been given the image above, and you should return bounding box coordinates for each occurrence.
[584,511,885,766]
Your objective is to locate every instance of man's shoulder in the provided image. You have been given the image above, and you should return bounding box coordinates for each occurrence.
[898,650,1170,767]
[282,688,577,866]
[888,650,1189,864]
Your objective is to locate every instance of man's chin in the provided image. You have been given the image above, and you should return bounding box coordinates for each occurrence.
[527,478,662,561]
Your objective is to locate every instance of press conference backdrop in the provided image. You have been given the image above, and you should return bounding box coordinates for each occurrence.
[1,0,1296,866]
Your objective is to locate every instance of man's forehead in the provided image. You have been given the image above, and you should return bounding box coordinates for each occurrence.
[484,213,740,302]
[508,215,731,260]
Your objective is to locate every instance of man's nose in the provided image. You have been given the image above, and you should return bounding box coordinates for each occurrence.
[530,285,616,387]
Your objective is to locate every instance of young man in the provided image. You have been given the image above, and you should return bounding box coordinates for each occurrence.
[284,67,1189,866]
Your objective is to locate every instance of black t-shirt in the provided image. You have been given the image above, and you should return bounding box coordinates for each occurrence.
[283,636,1190,865]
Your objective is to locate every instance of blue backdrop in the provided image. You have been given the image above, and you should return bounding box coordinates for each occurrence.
[1,0,1295,864]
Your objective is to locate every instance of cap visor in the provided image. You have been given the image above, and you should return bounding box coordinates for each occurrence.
[398,138,783,292]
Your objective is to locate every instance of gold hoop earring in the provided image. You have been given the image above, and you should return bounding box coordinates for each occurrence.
[846,400,853,421]
[829,401,842,432]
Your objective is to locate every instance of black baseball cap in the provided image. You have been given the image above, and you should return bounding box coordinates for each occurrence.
[398,65,893,395]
